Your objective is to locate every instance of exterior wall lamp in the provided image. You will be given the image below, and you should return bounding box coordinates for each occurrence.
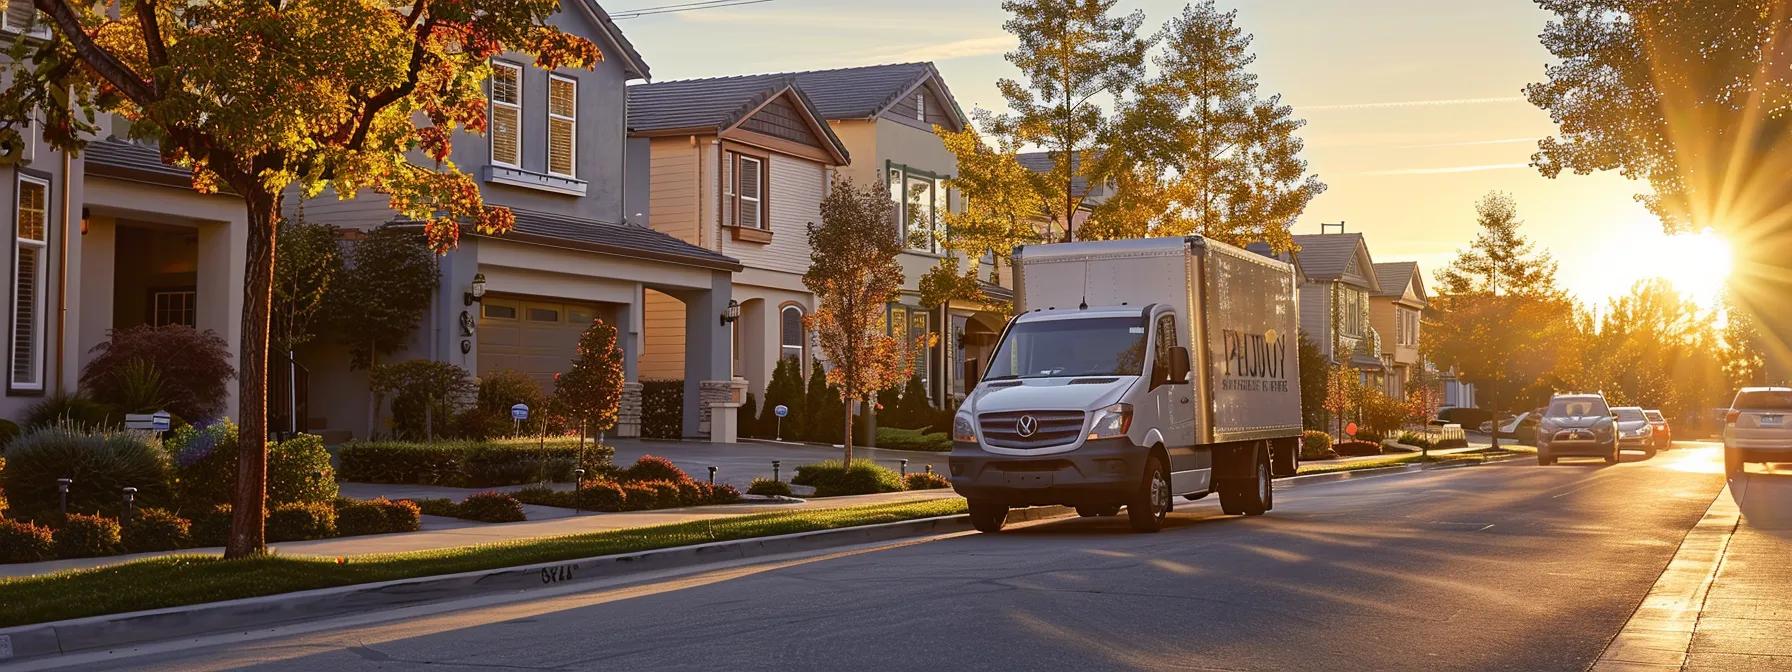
[464,273,487,306]
[720,299,741,326]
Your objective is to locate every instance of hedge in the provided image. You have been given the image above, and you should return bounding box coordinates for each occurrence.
[641,379,683,439]
[874,427,951,452]
[792,461,905,497]
[337,439,615,487]
[1301,431,1334,459]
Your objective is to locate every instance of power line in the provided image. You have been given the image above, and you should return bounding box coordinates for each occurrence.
[610,0,778,20]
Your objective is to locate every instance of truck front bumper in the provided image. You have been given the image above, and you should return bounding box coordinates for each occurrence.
[948,438,1149,507]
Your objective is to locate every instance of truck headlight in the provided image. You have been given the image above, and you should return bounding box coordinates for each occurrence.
[953,415,976,443]
[1087,403,1133,440]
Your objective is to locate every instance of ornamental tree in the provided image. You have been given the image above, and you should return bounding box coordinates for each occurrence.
[803,180,927,466]
[0,0,600,557]
[552,317,624,453]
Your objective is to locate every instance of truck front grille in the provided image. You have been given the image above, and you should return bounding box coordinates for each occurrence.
[978,410,1086,449]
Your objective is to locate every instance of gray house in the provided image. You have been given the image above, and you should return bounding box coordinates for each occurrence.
[1290,232,1385,378]
[295,1,741,440]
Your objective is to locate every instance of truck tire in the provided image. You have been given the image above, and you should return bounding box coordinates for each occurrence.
[1272,437,1299,477]
[1219,448,1273,516]
[1077,504,1121,517]
[969,500,1009,533]
[1127,454,1170,533]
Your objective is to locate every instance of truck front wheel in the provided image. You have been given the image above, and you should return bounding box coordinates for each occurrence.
[1127,454,1170,533]
[969,499,1009,533]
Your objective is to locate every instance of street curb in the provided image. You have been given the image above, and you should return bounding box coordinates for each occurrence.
[1590,484,1739,671]
[0,506,1070,663]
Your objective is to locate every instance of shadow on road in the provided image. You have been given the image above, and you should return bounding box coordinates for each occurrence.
[1730,465,1792,533]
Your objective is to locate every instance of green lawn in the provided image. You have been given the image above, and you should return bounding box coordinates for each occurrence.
[0,498,968,628]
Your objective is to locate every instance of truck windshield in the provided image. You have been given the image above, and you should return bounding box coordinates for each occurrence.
[984,316,1148,380]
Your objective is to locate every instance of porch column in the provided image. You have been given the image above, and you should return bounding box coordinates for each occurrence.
[196,216,246,416]
[738,298,770,400]
[75,216,116,373]
[680,271,733,438]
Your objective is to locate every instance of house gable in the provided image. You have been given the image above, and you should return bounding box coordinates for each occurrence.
[738,94,825,149]
[1340,240,1382,293]
[719,88,849,165]
[880,76,967,132]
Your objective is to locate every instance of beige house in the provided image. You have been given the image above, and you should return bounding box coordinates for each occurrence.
[1370,261,1427,397]
[1290,232,1386,381]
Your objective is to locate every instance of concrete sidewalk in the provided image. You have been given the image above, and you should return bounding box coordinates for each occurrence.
[0,488,961,579]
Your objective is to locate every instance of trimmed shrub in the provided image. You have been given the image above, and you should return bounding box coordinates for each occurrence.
[333,499,389,537]
[619,483,658,511]
[267,501,336,542]
[460,370,553,440]
[377,360,475,442]
[0,455,8,518]
[641,379,683,439]
[791,460,905,497]
[121,508,192,553]
[337,439,608,487]
[81,325,236,422]
[23,391,121,430]
[375,497,422,533]
[1301,431,1334,460]
[638,481,683,508]
[462,440,583,486]
[747,478,792,497]
[268,434,337,505]
[620,455,689,484]
[757,358,805,440]
[708,483,741,504]
[188,504,234,547]
[0,518,55,562]
[581,481,629,511]
[1356,429,1385,444]
[337,441,461,485]
[511,483,631,512]
[904,472,950,490]
[457,492,525,523]
[874,427,951,452]
[54,513,122,558]
[2,425,171,518]
[1333,440,1383,457]
[409,498,458,518]
[1397,431,1437,451]
[738,393,760,440]
[165,421,337,508]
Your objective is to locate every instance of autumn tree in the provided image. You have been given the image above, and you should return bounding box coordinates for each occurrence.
[803,180,924,466]
[0,0,600,556]
[1721,289,1767,390]
[1297,330,1328,431]
[1527,0,1792,372]
[552,317,624,457]
[1425,192,1573,449]
[271,217,342,354]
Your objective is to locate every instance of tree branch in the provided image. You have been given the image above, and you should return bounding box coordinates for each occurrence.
[136,0,170,96]
[346,10,433,151]
[31,0,157,105]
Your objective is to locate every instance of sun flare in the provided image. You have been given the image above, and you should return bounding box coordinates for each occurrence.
[1609,228,1734,310]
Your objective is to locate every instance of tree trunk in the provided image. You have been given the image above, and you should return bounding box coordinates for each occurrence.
[227,190,281,559]
[365,344,378,439]
[841,398,854,467]
[1488,388,1500,451]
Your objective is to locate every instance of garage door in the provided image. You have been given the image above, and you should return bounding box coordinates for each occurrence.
[478,296,602,390]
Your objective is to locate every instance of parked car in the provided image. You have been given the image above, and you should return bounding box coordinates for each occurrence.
[1612,407,1657,458]
[1643,409,1672,451]
[1479,412,1532,437]
[1723,387,1792,475]
[1536,393,1618,466]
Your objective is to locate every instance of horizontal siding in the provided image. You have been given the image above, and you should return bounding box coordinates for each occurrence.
[724,153,821,276]
[648,137,702,246]
[1298,282,1329,357]
[286,186,398,231]
[639,289,686,380]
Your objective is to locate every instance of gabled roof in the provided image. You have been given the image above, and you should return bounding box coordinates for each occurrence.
[1245,241,1305,281]
[574,2,650,81]
[627,62,967,128]
[627,78,850,163]
[485,209,741,271]
[1291,233,1381,292]
[1372,261,1426,304]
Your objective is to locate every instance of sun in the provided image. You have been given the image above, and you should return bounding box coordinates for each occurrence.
[1613,228,1733,310]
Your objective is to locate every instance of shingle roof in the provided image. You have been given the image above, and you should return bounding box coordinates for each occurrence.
[1015,151,1094,198]
[627,78,849,162]
[1291,233,1369,282]
[83,138,190,181]
[628,62,964,125]
[493,209,740,271]
[978,280,1014,303]
[1372,261,1420,298]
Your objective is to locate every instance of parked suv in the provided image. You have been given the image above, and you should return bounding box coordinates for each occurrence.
[1643,409,1672,452]
[1723,387,1792,474]
[1611,407,1657,458]
[1536,393,1618,466]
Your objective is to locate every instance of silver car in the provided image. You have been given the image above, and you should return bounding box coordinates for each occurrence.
[1537,393,1618,466]
[1612,407,1657,457]
[1724,387,1792,474]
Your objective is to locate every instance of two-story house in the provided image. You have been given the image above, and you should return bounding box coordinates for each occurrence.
[1370,261,1428,397]
[1290,232,1385,382]
[624,76,850,410]
[295,1,742,440]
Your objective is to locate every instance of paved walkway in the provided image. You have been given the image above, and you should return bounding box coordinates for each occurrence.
[0,488,961,579]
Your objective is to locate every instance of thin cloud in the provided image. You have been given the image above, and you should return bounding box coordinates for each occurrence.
[1397,137,1540,149]
[1304,96,1528,111]
[1363,163,1531,176]
[877,35,1018,62]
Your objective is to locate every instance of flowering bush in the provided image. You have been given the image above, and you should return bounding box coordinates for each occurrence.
[620,455,689,484]
[54,513,123,558]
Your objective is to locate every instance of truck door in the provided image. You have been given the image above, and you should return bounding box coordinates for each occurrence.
[1152,310,1206,493]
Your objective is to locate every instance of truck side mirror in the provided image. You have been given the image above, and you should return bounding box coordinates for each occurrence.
[1169,346,1191,384]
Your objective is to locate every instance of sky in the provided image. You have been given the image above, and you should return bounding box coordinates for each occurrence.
[607,0,1699,310]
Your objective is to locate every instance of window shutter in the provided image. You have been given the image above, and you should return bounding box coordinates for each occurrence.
[738,156,762,229]
[722,153,735,228]
[490,63,522,167]
[547,76,576,177]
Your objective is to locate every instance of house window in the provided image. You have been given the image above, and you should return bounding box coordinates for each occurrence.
[780,305,804,362]
[547,75,576,177]
[888,304,937,402]
[914,92,925,122]
[3,5,51,39]
[888,167,904,234]
[904,175,935,253]
[1340,287,1365,338]
[489,61,523,168]
[730,154,765,229]
[527,307,560,322]
[152,291,196,328]
[483,302,518,320]
[12,177,46,390]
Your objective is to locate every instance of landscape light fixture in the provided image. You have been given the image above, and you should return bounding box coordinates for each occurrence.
[720,299,741,326]
[464,273,487,306]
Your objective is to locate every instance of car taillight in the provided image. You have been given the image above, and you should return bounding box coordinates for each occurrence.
[1726,409,1741,424]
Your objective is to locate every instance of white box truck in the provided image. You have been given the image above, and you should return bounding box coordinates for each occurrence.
[949,236,1304,533]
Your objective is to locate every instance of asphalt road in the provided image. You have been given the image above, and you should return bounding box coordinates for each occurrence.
[66,444,1729,672]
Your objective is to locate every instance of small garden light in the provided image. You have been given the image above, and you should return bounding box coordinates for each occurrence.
[573,468,587,514]
[122,487,138,525]
[707,466,717,485]
[57,478,72,515]
[900,459,909,477]
[772,460,781,482]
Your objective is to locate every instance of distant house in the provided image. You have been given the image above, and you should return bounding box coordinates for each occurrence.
[1370,261,1427,398]
[1289,233,1385,381]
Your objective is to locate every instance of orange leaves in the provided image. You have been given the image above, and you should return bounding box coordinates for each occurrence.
[417,126,451,163]
[525,29,603,71]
